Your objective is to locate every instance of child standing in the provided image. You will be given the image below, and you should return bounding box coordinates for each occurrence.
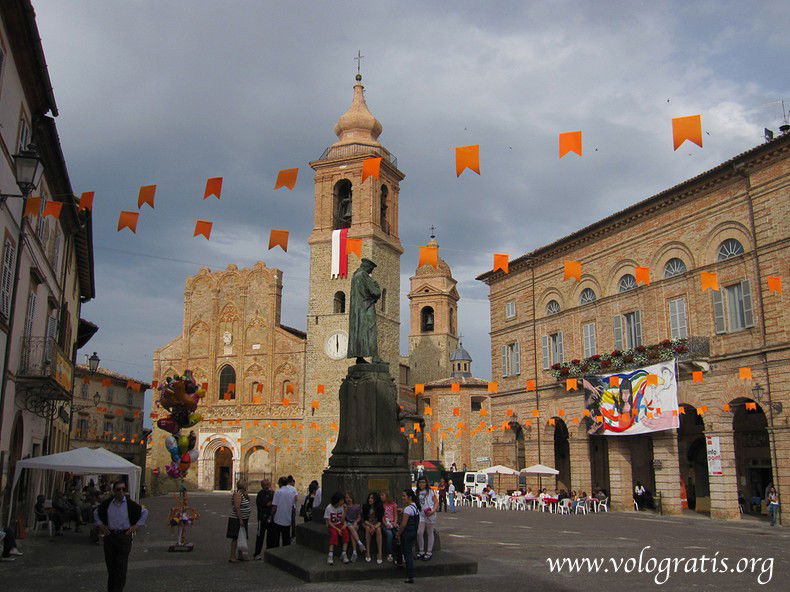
[416,477,438,560]
[380,491,398,562]
[324,492,350,565]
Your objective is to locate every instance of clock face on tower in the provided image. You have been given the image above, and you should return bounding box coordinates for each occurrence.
[324,331,349,360]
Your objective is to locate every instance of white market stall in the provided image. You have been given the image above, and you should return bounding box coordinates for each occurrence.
[9,447,141,524]
[482,464,520,492]
[520,463,560,490]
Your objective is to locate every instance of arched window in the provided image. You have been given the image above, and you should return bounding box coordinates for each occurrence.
[379,185,389,233]
[333,179,352,229]
[449,308,455,333]
[421,306,434,332]
[618,274,637,292]
[333,291,346,313]
[546,300,561,315]
[218,365,236,400]
[663,257,687,278]
[380,288,386,312]
[717,239,744,261]
[579,288,597,305]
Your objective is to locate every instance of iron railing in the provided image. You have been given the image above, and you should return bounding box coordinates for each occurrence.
[19,336,73,390]
[317,143,398,169]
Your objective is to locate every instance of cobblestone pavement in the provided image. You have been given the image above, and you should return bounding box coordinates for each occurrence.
[4,492,788,591]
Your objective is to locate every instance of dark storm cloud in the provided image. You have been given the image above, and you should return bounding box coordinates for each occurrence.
[31,0,789,413]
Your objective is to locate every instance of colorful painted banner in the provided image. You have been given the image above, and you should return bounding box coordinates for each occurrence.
[706,435,723,476]
[581,361,679,436]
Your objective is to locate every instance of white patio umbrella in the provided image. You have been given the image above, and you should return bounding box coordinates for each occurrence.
[520,464,559,475]
[482,465,520,492]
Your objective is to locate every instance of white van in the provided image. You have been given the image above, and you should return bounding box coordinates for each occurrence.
[463,471,493,495]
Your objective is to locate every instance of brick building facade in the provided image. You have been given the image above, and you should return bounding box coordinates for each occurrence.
[477,133,789,522]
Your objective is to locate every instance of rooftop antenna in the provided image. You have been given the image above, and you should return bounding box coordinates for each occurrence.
[429,225,437,240]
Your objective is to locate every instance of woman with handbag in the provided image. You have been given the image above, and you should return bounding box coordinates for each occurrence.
[415,477,437,560]
[227,478,251,562]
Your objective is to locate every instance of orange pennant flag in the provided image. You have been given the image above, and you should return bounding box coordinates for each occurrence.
[24,197,41,217]
[493,254,509,274]
[78,192,95,211]
[692,371,703,383]
[424,406,432,416]
[572,417,579,424]
[194,220,213,240]
[256,383,263,393]
[451,383,460,393]
[548,417,556,426]
[582,409,591,417]
[635,266,650,286]
[42,201,63,218]
[273,168,298,190]
[455,145,480,176]
[453,407,460,416]
[745,402,757,411]
[137,185,156,209]
[723,403,731,413]
[566,378,578,391]
[564,260,581,282]
[558,131,582,158]
[487,382,498,393]
[418,246,438,268]
[532,409,540,417]
[102,378,112,387]
[117,211,139,233]
[479,408,488,417]
[282,397,290,406]
[415,384,424,395]
[204,177,223,199]
[700,271,719,291]
[524,419,532,427]
[285,383,294,394]
[505,409,514,417]
[767,276,782,294]
[558,409,565,417]
[671,409,678,417]
[151,380,158,389]
[672,115,702,151]
[413,422,421,433]
[346,238,362,258]
[609,375,620,387]
[252,396,262,404]
[433,422,441,432]
[698,405,708,415]
[361,157,382,183]
[317,384,325,394]
[311,400,319,410]
[426,433,432,442]
[739,367,752,381]
[525,379,536,392]
[269,230,289,251]
[646,374,658,386]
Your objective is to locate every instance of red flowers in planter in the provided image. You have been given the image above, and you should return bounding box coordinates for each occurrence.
[600,359,612,368]
[551,363,562,370]
[570,359,581,365]
[559,367,571,376]
[674,345,688,353]
[660,339,672,347]
[611,350,622,357]
[635,345,647,353]
[590,354,601,361]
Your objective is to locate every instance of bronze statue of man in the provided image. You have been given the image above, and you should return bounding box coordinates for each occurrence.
[348,258,381,363]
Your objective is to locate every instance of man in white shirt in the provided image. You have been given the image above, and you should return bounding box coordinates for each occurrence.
[448,481,456,513]
[286,476,298,539]
[269,477,298,547]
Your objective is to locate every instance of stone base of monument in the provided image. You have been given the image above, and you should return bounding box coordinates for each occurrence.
[265,362,477,581]
[265,522,476,582]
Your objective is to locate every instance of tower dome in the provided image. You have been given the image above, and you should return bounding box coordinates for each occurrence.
[332,74,383,147]
[450,340,473,378]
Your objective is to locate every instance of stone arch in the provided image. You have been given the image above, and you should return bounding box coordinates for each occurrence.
[333,178,353,229]
[550,418,571,490]
[536,287,565,318]
[218,272,241,293]
[652,241,697,278]
[219,303,239,322]
[572,274,603,307]
[605,259,639,296]
[188,321,210,356]
[187,270,214,294]
[703,221,752,265]
[245,315,267,349]
[729,396,772,516]
[334,291,346,313]
[420,306,434,332]
[218,364,236,400]
[245,363,265,402]
[243,445,273,483]
[677,403,709,513]
[200,436,237,491]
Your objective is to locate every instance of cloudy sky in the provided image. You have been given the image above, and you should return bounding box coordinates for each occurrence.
[31,1,788,416]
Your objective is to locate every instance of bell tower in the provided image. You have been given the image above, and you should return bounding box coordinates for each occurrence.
[407,235,459,384]
[305,74,405,452]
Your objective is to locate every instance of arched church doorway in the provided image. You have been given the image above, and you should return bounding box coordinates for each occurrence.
[677,404,709,512]
[731,398,772,516]
[214,446,233,490]
[553,419,571,490]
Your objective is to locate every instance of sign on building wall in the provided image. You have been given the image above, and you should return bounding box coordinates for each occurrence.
[706,436,723,476]
[54,349,74,392]
[582,361,680,436]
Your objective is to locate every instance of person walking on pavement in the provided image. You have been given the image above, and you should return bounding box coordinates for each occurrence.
[767,486,780,527]
[93,481,148,592]
[253,479,273,560]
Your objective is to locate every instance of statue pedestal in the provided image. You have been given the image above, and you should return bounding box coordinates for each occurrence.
[319,362,411,511]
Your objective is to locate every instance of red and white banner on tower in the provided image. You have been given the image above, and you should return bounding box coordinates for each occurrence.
[331,228,349,278]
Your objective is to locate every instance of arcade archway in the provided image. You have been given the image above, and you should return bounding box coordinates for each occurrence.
[731,397,772,516]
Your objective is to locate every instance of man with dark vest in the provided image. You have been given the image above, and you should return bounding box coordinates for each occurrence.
[93,481,149,592]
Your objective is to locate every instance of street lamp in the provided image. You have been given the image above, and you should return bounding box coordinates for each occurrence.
[93,391,101,407]
[13,143,45,197]
[87,352,100,373]
[751,383,783,415]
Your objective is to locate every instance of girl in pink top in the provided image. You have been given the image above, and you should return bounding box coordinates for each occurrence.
[380,491,399,562]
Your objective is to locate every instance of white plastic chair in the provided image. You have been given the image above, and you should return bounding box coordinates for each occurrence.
[558,499,572,515]
[34,517,53,537]
[574,500,588,515]
[633,499,639,511]
[598,498,609,512]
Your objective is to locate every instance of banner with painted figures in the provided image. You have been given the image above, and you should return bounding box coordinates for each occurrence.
[582,361,679,436]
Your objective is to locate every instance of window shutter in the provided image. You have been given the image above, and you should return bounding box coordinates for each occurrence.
[741,280,754,328]
[24,291,37,338]
[513,342,520,375]
[711,290,726,334]
[613,315,623,350]
[541,336,550,370]
[501,345,508,377]
[633,310,642,347]
[556,332,564,363]
[0,240,15,319]
[52,232,61,272]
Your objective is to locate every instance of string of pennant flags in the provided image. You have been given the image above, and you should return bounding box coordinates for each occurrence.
[23,114,710,252]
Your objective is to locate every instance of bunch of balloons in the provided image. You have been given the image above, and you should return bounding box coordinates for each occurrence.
[156,370,205,478]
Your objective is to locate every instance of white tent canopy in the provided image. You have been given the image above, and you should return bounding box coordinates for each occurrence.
[520,463,560,475]
[482,465,520,476]
[10,447,141,523]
